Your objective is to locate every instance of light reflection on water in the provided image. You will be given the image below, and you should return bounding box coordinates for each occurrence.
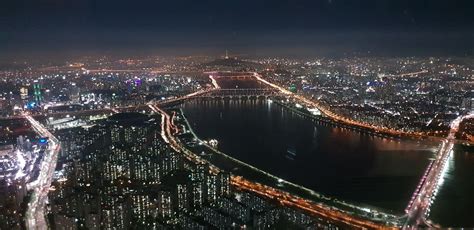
[428,146,474,227]
[182,98,437,213]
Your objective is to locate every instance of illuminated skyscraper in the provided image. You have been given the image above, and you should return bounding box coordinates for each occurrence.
[157,190,173,220]
[206,174,218,204]
[33,80,43,105]
[191,181,204,209]
[217,172,231,197]
[20,87,28,100]
[175,183,189,211]
[101,197,131,229]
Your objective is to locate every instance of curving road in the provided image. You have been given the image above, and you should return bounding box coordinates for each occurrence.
[150,100,389,229]
[253,73,427,138]
[24,114,61,230]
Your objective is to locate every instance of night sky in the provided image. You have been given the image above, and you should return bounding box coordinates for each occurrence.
[1,0,473,59]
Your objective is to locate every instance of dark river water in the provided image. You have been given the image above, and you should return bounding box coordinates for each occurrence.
[182,98,437,213]
[427,145,474,227]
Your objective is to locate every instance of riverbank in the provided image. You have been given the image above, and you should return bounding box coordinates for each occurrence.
[253,74,474,146]
[173,106,404,227]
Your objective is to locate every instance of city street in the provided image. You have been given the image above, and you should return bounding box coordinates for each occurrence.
[24,114,60,230]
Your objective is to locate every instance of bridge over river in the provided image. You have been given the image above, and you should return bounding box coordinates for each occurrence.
[157,88,282,106]
[404,113,474,228]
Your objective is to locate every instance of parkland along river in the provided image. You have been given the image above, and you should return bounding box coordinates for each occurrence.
[179,78,474,227]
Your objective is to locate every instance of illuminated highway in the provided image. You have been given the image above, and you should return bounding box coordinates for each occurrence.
[148,103,213,169]
[254,64,474,226]
[232,176,392,229]
[14,72,467,229]
[253,72,427,138]
[24,114,61,230]
[209,74,221,89]
[149,99,391,229]
[155,88,216,105]
[178,108,401,222]
[404,113,474,228]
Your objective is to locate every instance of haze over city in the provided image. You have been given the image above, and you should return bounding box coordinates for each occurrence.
[1,0,473,59]
[0,0,473,229]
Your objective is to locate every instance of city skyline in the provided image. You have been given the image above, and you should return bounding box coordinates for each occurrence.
[0,1,473,229]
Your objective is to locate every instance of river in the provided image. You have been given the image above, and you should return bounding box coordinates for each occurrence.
[181,98,437,213]
[427,145,474,227]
